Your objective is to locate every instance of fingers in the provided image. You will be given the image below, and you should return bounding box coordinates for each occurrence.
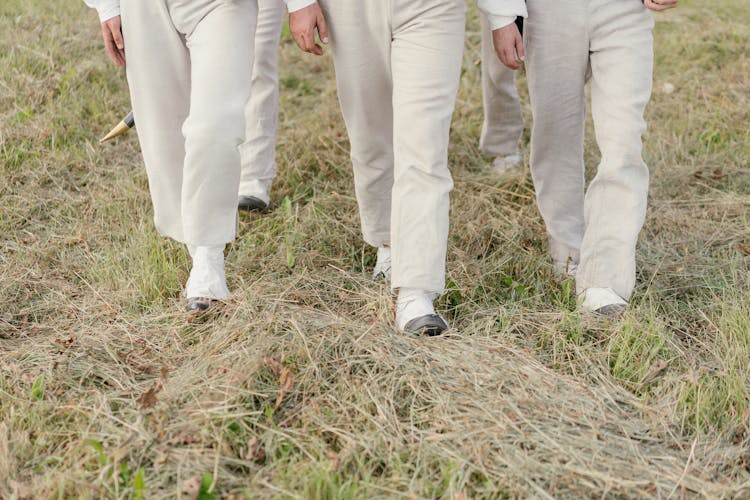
[308,40,323,56]
[503,48,521,70]
[496,45,513,69]
[316,11,329,45]
[514,32,525,64]
[101,17,126,67]
[644,0,678,11]
[289,5,328,56]
[290,29,306,53]
[650,0,679,8]
[294,30,322,55]
[497,49,520,70]
[492,23,523,70]
[110,19,125,52]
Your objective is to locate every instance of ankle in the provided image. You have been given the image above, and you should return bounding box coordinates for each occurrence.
[188,244,225,259]
[397,287,437,303]
[376,245,391,261]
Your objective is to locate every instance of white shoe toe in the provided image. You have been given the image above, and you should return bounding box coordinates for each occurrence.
[396,288,439,332]
[579,287,627,316]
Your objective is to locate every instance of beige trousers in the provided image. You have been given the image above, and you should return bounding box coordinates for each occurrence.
[319,0,466,293]
[121,0,256,245]
[239,0,285,200]
[525,0,654,299]
[479,13,524,157]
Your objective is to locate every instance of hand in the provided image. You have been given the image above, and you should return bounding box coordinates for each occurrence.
[492,22,524,70]
[644,0,678,11]
[289,4,329,56]
[101,16,126,67]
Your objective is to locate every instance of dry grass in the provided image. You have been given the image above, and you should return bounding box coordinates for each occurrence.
[1,0,749,497]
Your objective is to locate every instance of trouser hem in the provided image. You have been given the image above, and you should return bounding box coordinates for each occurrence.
[548,237,581,265]
[363,232,391,249]
[391,281,444,295]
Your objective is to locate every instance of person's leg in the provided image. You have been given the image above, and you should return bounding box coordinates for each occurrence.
[577,1,654,304]
[238,0,285,210]
[177,0,256,246]
[120,0,190,242]
[525,0,590,273]
[167,0,256,307]
[390,0,466,333]
[319,0,394,261]
[479,12,524,172]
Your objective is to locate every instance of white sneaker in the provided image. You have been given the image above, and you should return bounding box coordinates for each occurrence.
[185,245,230,301]
[553,260,579,280]
[238,179,271,211]
[492,153,522,174]
[372,246,392,281]
[579,287,627,317]
[396,288,448,335]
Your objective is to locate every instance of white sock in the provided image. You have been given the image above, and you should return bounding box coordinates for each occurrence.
[372,246,392,280]
[553,259,579,279]
[492,153,522,173]
[185,244,230,300]
[396,288,438,331]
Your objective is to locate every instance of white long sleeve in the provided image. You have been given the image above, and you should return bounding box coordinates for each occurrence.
[284,0,316,13]
[477,0,527,30]
[83,0,120,23]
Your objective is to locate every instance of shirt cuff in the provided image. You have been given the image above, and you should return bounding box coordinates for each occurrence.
[487,15,518,31]
[96,4,120,22]
[285,0,316,13]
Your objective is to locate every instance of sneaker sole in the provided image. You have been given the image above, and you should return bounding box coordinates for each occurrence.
[594,303,627,318]
[238,196,269,212]
[403,314,449,336]
[185,297,221,322]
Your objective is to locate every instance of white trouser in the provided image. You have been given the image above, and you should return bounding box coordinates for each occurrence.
[121,0,256,245]
[239,0,285,200]
[525,0,654,300]
[479,13,524,157]
[319,0,466,293]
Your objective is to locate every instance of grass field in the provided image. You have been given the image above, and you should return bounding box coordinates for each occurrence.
[1,0,749,497]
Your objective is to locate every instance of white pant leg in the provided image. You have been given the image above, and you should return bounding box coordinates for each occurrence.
[239,0,284,201]
[121,0,256,245]
[121,0,190,242]
[479,13,524,158]
[390,0,465,292]
[577,1,654,299]
[319,0,393,248]
[525,0,590,265]
[179,1,256,244]
[320,0,464,292]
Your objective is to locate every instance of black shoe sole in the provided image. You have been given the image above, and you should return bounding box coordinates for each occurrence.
[594,303,627,318]
[185,297,219,321]
[403,314,449,336]
[238,196,268,212]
